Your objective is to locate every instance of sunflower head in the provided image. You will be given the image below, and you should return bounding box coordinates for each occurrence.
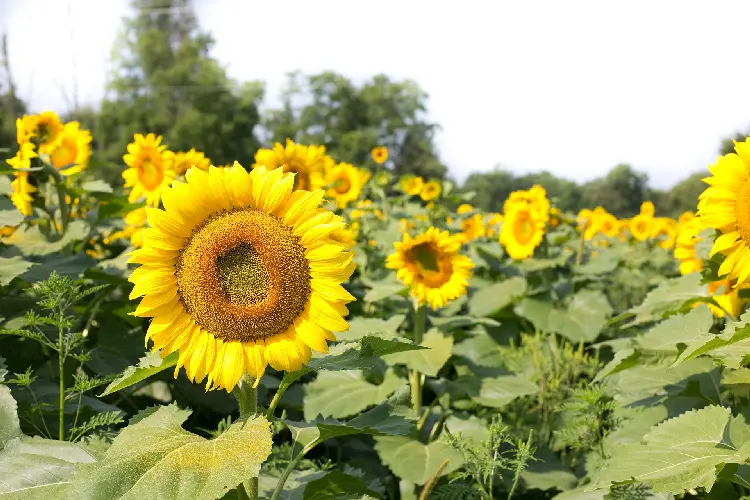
[16,115,38,145]
[387,227,473,309]
[707,280,746,318]
[127,164,355,392]
[592,208,618,238]
[123,133,177,207]
[652,217,677,249]
[253,139,329,191]
[105,208,148,248]
[674,217,704,275]
[34,111,64,154]
[500,202,547,260]
[460,214,486,242]
[640,201,655,217]
[629,213,653,241]
[457,204,474,215]
[172,149,211,175]
[50,122,92,176]
[326,162,370,209]
[371,146,388,165]
[399,175,424,196]
[420,180,442,201]
[678,211,695,225]
[10,171,37,216]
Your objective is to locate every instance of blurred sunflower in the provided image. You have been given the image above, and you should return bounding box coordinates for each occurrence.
[326,162,370,208]
[420,180,441,201]
[678,211,695,224]
[49,122,92,176]
[674,217,704,275]
[629,202,655,241]
[330,224,358,247]
[105,208,148,248]
[457,204,474,214]
[10,172,37,216]
[696,138,750,284]
[172,149,211,175]
[6,142,38,170]
[253,139,329,191]
[549,207,562,228]
[128,164,355,392]
[707,280,746,318]
[123,133,176,207]
[651,217,677,249]
[387,227,473,309]
[15,115,38,145]
[400,175,424,196]
[371,146,388,165]
[460,214,486,242]
[34,111,64,154]
[500,202,546,259]
[577,208,597,240]
[592,207,618,238]
[485,212,504,238]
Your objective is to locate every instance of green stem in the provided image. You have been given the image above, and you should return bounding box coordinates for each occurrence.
[271,441,318,500]
[410,304,426,418]
[233,377,258,500]
[44,164,69,234]
[58,325,64,441]
[575,220,587,266]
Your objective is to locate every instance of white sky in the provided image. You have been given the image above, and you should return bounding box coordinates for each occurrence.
[2,0,750,188]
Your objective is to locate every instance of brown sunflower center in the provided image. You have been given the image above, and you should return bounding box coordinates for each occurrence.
[334,176,351,194]
[139,155,163,190]
[736,178,750,246]
[37,122,56,144]
[407,242,452,288]
[175,209,311,342]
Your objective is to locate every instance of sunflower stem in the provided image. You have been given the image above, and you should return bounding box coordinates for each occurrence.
[575,220,587,266]
[271,440,318,500]
[43,164,69,234]
[410,304,426,418]
[233,377,259,500]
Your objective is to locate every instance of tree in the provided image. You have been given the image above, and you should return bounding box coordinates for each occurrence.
[263,71,447,179]
[580,164,648,217]
[91,0,264,183]
[0,33,26,151]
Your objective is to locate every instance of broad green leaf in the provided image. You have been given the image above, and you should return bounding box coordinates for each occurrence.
[593,348,641,382]
[637,305,713,353]
[627,273,707,325]
[259,470,326,500]
[552,488,607,499]
[0,385,21,449]
[364,279,407,303]
[19,253,97,282]
[382,329,453,376]
[70,405,272,500]
[80,180,113,193]
[591,405,750,493]
[517,290,612,343]
[374,435,463,485]
[288,387,413,449]
[3,220,89,256]
[514,251,573,272]
[0,436,97,499]
[574,247,625,275]
[99,351,179,396]
[429,316,500,329]
[521,447,577,491]
[302,470,381,500]
[471,374,539,408]
[97,196,143,221]
[0,177,11,195]
[0,209,23,228]
[468,276,527,317]
[307,336,426,372]
[673,311,750,369]
[337,315,406,341]
[452,329,504,367]
[443,415,489,445]
[0,257,34,286]
[304,369,405,420]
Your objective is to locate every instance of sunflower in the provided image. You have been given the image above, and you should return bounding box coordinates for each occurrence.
[485,213,504,238]
[460,214,486,242]
[387,227,473,309]
[16,115,38,145]
[326,162,370,208]
[6,142,38,170]
[457,204,474,215]
[123,133,177,207]
[10,172,37,216]
[105,208,148,248]
[253,139,329,191]
[34,111,64,154]
[49,122,92,176]
[371,146,388,165]
[128,164,355,392]
[696,138,750,284]
[399,175,424,196]
[707,280,746,318]
[420,180,442,201]
[651,217,677,249]
[549,207,562,228]
[595,209,619,238]
[500,202,547,259]
[172,149,211,175]
[674,217,704,275]
[678,211,695,224]
[629,202,655,241]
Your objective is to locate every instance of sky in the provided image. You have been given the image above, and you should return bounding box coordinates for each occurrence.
[2,0,750,188]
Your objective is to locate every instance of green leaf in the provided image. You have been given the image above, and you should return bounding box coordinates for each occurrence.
[593,348,641,382]
[381,329,453,376]
[337,315,406,341]
[673,311,750,369]
[364,279,407,303]
[96,195,142,221]
[452,329,504,367]
[303,369,405,420]
[374,435,464,485]
[574,247,624,275]
[470,374,539,408]
[514,252,573,272]
[307,336,426,372]
[627,273,707,325]
[637,305,713,353]
[0,208,23,228]
[0,385,21,449]
[19,253,97,282]
[0,177,11,196]
[443,415,490,445]
[69,404,273,500]
[0,257,34,286]
[302,470,381,500]
[99,351,179,396]
[3,220,89,257]
[468,276,527,317]
[516,290,612,343]
[80,180,113,193]
[0,437,97,498]
[591,405,750,493]
[259,470,326,500]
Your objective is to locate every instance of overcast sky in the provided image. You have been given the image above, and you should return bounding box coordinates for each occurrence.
[3,0,750,188]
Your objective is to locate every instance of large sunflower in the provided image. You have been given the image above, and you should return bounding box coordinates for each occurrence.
[34,111,64,154]
[123,133,177,207]
[326,162,370,208]
[128,164,355,392]
[500,202,546,259]
[697,138,750,284]
[253,139,329,191]
[49,122,92,176]
[387,227,473,309]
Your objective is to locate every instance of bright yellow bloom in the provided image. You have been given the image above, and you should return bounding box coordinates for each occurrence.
[326,163,370,209]
[420,180,442,201]
[652,217,677,249]
[707,280,746,318]
[128,164,355,392]
[577,208,597,239]
[460,214,486,242]
[10,172,37,216]
[485,212,504,238]
[696,138,750,285]
[49,122,92,176]
[629,203,656,241]
[6,142,38,170]
[16,115,38,145]
[505,186,550,222]
[500,202,546,259]
[674,217,704,275]
[400,175,424,196]
[122,133,177,207]
[253,139,329,191]
[371,146,388,165]
[457,204,474,214]
[641,201,655,217]
[387,227,473,309]
[105,208,148,248]
[678,211,695,224]
[330,224,357,247]
[171,149,211,175]
[33,111,64,154]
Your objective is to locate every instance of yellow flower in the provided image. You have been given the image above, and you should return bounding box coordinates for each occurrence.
[10,172,37,216]
[457,204,473,214]
[49,122,92,176]
[1,225,18,238]
[640,201,655,217]
[678,211,695,224]
[696,138,750,284]
[674,217,704,275]
[485,213,504,238]
[105,208,148,248]
[500,202,546,260]
[387,227,473,309]
[420,180,442,201]
[330,224,357,247]
[400,218,415,232]
[127,164,355,392]
[707,280,746,318]
[6,142,38,170]
[16,115,38,145]
[399,175,424,196]
[460,214,486,242]
[652,217,677,249]
[122,133,177,207]
[34,111,64,154]
[593,207,618,238]
[326,163,370,209]
[371,146,388,165]
[505,186,550,222]
[172,149,211,175]
[549,207,562,228]
[253,139,329,191]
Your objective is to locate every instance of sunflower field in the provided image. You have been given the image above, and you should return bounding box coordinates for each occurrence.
[2,111,750,500]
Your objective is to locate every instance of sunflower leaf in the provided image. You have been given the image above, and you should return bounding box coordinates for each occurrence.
[381,329,453,376]
[99,350,180,396]
[0,256,35,286]
[374,435,464,486]
[0,385,21,450]
[307,336,426,372]
[69,404,273,500]
[302,470,382,500]
[468,276,527,317]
